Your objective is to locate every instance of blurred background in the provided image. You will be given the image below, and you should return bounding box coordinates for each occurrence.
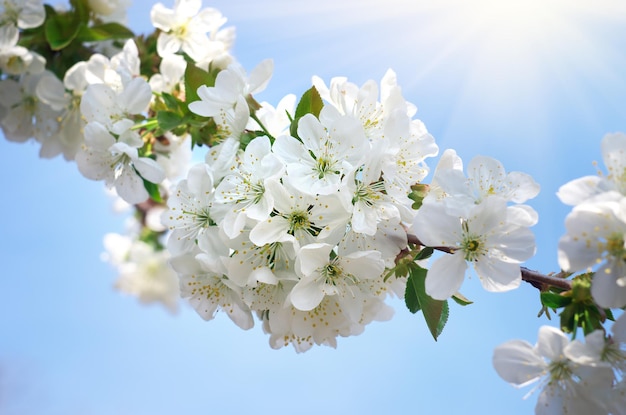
[2,0,626,413]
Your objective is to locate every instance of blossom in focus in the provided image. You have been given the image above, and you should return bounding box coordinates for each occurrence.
[80,77,152,135]
[428,149,539,225]
[170,253,254,330]
[412,197,536,300]
[189,59,273,119]
[162,163,224,255]
[272,111,368,196]
[76,122,165,204]
[290,243,385,313]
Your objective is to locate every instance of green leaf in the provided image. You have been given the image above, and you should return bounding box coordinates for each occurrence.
[75,23,134,43]
[142,179,163,203]
[408,183,430,210]
[161,92,180,111]
[294,86,324,120]
[184,64,216,108]
[44,8,81,50]
[451,292,473,306]
[289,86,324,139]
[540,292,572,309]
[70,0,90,23]
[404,272,421,314]
[414,246,434,261]
[406,265,449,340]
[157,111,184,132]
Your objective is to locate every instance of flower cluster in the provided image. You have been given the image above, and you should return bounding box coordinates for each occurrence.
[493,313,626,415]
[163,64,439,351]
[558,133,626,309]
[5,1,624,412]
[411,149,540,300]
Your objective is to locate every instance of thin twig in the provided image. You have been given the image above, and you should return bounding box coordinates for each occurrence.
[406,233,572,291]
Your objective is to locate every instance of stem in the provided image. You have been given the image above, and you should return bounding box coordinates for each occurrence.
[250,112,275,142]
[132,119,159,131]
[406,233,572,291]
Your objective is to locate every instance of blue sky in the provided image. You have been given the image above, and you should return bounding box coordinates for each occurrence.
[2,1,626,414]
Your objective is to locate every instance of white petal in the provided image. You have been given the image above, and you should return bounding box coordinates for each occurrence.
[564,330,605,364]
[134,157,165,184]
[249,216,290,246]
[536,326,569,360]
[119,77,152,115]
[150,3,175,31]
[556,176,603,205]
[412,201,462,247]
[115,169,150,204]
[424,253,467,300]
[247,59,274,95]
[474,259,521,292]
[492,339,545,387]
[290,278,325,311]
[156,33,182,57]
[297,243,332,277]
[83,122,115,150]
[611,312,626,344]
[591,261,626,308]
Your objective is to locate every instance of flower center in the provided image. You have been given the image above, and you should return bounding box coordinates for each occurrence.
[288,210,311,233]
[460,221,486,262]
[322,261,342,285]
[547,359,575,384]
[352,180,385,206]
[605,233,626,260]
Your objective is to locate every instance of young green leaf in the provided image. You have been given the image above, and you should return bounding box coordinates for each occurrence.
[451,292,473,306]
[161,92,180,111]
[294,86,324,120]
[540,292,572,309]
[142,178,163,203]
[75,23,134,43]
[157,111,184,132]
[406,265,449,340]
[414,246,434,261]
[44,8,81,50]
[404,272,421,314]
[184,64,216,108]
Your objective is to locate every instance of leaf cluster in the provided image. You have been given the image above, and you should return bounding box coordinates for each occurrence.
[18,0,134,79]
[540,273,614,338]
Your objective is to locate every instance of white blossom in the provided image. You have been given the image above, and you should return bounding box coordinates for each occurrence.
[150,0,230,62]
[412,197,536,300]
[558,192,626,308]
[103,233,180,313]
[76,122,165,204]
[493,326,615,415]
[558,132,626,205]
[170,253,253,330]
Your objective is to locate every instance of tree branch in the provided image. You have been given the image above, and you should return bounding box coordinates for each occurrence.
[406,233,572,291]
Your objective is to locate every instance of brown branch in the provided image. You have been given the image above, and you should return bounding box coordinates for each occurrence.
[406,233,572,291]
[406,233,455,254]
[520,267,572,291]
